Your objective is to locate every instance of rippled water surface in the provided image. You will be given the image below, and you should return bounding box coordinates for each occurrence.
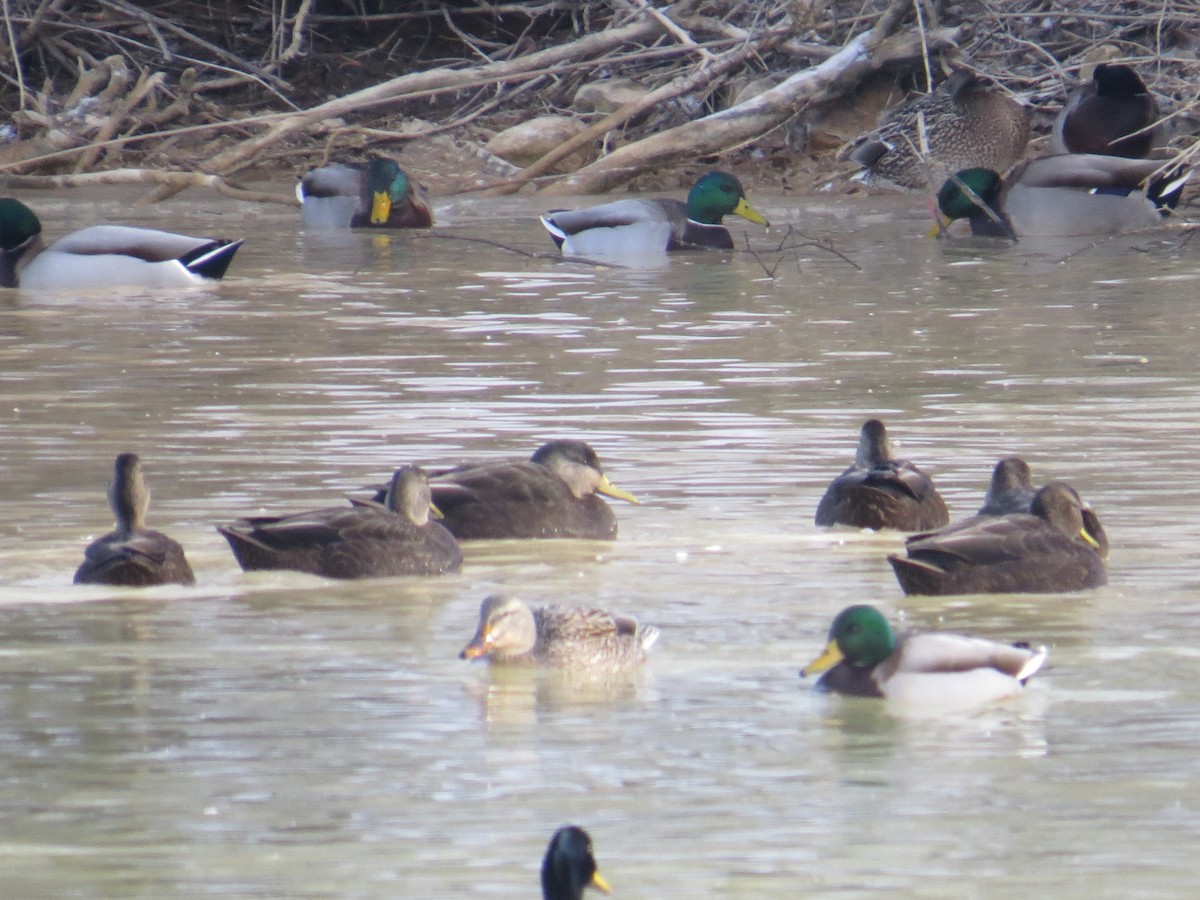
[1,187,1198,897]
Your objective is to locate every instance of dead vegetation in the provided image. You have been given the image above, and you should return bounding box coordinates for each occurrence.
[0,1,1194,201]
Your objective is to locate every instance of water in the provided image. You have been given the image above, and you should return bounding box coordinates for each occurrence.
[0,187,1198,897]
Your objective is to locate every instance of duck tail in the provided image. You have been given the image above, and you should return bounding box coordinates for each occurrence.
[1147,168,1191,210]
[639,624,661,651]
[182,238,244,280]
[1016,645,1048,683]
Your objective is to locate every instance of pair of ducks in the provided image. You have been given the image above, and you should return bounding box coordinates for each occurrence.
[852,63,1185,238]
[816,420,1108,596]
[0,158,431,291]
[75,440,639,585]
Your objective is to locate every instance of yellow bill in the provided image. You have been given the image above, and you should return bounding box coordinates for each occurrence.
[370,190,393,225]
[597,475,639,505]
[732,196,769,227]
[802,639,844,677]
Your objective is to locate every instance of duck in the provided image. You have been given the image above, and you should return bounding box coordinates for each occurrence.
[373,440,639,540]
[847,68,1030,192]
[934,154,1189,239]
[459,594,658,673]
[978,457,1108,558]
[801,604,1047,709]
[296,158,433,229]
[1051,63,1161,158]
[814,419,949,531]
[539,171,768,257]
[74,453,196,587]
[217,466,461,579]
[888,482,1107,595]
[542,826,611,899]
[0,198,242,290]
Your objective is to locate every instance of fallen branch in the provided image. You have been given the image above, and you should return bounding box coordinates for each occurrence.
[540,0,944,195]
[0,167,290,205]
[484,23,790,196]
[141,13,668,203]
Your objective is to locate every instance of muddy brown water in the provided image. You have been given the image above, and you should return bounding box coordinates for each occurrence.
[0,186,1198,896]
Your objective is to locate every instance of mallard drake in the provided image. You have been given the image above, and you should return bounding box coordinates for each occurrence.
[1051,63,1161,158]
[217,466,461,579]
[801,604,1046,708]
[459,595,658,672]
[978,457,1108,558]
[296,158,433,229]
[934,154,1189,239]
[888,482,1107,595]
[540,171,768,256]
[815,419,949,531]
[0,198,242,290]
[374,440,639,540]
[542,826,611,899]
[848,69,1029,192]
[74,453,196,587]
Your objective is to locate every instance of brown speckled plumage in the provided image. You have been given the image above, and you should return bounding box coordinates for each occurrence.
[459,594,658,673]
[848,70,1029,192]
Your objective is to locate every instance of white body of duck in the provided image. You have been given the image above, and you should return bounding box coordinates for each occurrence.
[0,198,242,291]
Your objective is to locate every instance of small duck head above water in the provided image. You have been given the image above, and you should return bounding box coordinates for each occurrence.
[542,825,611,900]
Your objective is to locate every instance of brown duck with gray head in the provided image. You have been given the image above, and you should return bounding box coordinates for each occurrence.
[815,419,949,532]
[217,466,461,579]
[978,456,1108,558]
[888,482,1107,595]
[75,453,195,588]
[374,440,639,540]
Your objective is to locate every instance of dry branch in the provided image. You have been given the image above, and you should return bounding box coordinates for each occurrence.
[542,0,926,195]
[141,14,669,203]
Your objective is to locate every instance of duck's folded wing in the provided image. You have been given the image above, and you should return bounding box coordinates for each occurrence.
[903,514,1047,566]
[897,633,1042,678]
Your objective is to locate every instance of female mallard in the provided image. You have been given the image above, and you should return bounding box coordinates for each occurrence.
[815,419,949,531]
[217,466,461,579]
[934,154,1189,239]
[801,604,1046,708]
[378,440,639,540]
[459,595,658,672]
[978,457,1108,558]
[0,198,242,290]
[848,69,1029,192]
[1051,63,1160,158]
[888,482,1107,595]
[542,826,611,899]
[296,158,433,229]
[540,171,768,256]
[74,453,196,587]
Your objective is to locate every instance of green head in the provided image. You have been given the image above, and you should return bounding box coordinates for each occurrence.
[685,171,769,227]
[0,198,42,251]
[936,169,1003,223]
[804,605,897,675]
[365,158,409,224]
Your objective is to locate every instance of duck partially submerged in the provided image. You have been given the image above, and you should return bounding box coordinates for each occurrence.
[815,419,949,531]
[848,69,1029,192]
[888,482,1107,595]
[74,453,196,588]
[542,826,611,899]
[1051,63,1161,158]
[217,466,461,579]
[978,457,1108,558]
[376,440,639,541]
[935,155,1188,239]
[802,604,1046,709]
[459,594,658,673]
[540,171,768,258]
[297,158,433,229]
[0,198,242,290]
